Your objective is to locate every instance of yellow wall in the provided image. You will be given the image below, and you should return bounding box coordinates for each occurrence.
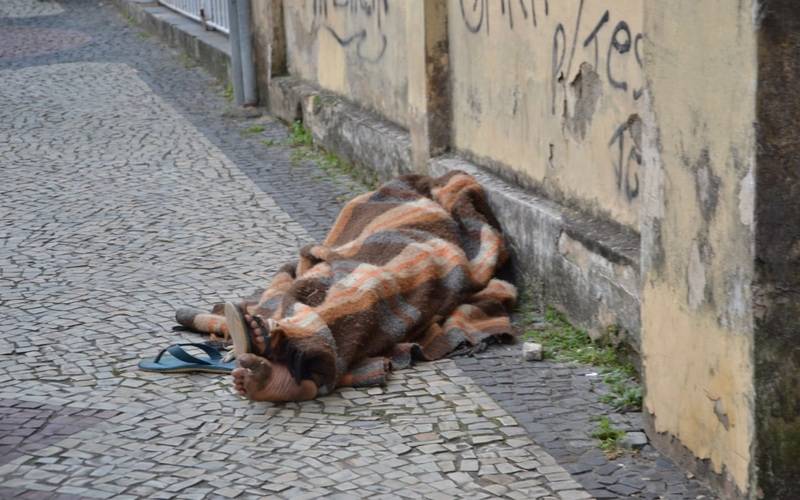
[448,0,645,228]
[283,0,409,128]
[640,1,757,493]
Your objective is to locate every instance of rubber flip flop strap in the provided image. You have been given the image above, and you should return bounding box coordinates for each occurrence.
[181,342,224,361]
[154,343,222,366]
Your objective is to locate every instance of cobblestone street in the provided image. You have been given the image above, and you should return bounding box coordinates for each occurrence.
[1,1,713,499]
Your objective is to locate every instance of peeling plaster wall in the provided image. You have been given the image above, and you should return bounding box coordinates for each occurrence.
[283,0,409,128]
[448,0,645,229]
[640,1,757,495]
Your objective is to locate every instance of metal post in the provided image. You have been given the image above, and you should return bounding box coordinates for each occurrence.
[227,0,245,105]
[237,0,257,105]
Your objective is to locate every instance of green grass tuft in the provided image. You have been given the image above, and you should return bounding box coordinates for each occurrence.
[223,84,234,102]
[521,306,642,412]
[282,120,377,192]
[600,370,643,412]
[524,307,619,366]
[243,124,265,135]
[289,120,313,147]
[592,416,626,457]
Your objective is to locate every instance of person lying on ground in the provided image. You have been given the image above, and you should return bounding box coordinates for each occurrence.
[175,171,517,402]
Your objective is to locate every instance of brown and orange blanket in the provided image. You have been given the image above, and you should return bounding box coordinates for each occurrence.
[177,171,517,395]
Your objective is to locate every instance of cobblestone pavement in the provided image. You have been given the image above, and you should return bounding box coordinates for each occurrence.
[0,1,714,499]
[457,349,714,499]
[0,0,65,18]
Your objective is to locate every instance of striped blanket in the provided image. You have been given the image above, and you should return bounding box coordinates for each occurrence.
[179,171,517,395]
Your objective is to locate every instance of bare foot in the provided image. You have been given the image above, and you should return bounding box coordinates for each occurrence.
[231,354,318,402]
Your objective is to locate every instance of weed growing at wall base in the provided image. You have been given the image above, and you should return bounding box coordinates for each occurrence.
[222,84,233,102]
[243,124,265,135]
[289,120,313,147]
[284,121,378,191]
[521,305,643,412]
[592,416,626,458]
[601,369,643,412]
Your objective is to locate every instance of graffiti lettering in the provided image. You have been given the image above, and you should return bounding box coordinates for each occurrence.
[583,10,609,70]
[607,21,631,91]
[563,0,584,86]
[312,0,388,63]
[609,119,642,201]
[457,1,646,203]
[459,0,488,34]
[549,8,641,109]
[549,0,584,114]
[549,7,644,202]
[633,33,644,100]
[551,23,565,115]
[460,0,552,34]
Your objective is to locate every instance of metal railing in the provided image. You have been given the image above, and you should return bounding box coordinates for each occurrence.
[158,0,230,34]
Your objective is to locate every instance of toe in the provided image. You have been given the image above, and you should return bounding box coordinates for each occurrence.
[231,367,247,382]
[231,368,248,395]
[237,353,260,369]
[238,354,272,381]
[252,329,265,349]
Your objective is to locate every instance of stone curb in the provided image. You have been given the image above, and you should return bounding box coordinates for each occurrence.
[268,75,414,182]
[110,0,231,85]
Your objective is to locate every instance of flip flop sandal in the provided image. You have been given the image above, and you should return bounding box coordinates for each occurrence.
[138,342,236,374]
[224,302,270,357]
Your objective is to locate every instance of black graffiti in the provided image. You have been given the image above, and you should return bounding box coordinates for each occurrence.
[583,10,609,70]
[313,0,324,16]
[633,33,644,100]
[460,0,551,34]
[549,8,643,105]
[564,0,584,84]
[312,0,389,63]
[315,0,388,25]
[457,1,643,102]
[609,121,642,201]
[607,21,631,91]
[323,27,387,63]
[551,23,565,115]
[460,0,489,34]
[550,0,584,115]
[500,0,539,29]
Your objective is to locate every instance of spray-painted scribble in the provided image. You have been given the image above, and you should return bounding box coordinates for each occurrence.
[460,0,550,34]
[312,0,389,63]
[456,0,646,203]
